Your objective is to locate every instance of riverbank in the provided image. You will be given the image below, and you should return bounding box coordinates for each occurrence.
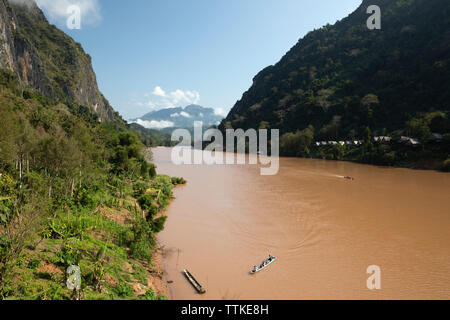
[3,173,184,300]
[309,140,450,171]
[149,241,170,298]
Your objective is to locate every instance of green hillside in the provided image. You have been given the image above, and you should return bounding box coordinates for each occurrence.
[221,0,450,169]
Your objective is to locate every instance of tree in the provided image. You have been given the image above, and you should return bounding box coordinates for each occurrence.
[362,126,372,142]
[280,126,314,157]
[426,112,448,133]
[319,116,341,140]
[361,94,380,107]
[406,119,431,143]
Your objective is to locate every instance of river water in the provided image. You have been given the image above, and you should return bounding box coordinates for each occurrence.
[153,147,450,300]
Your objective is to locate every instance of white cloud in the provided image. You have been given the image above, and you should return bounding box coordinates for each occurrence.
[31,0,102,27]
[180,111,191,118]
[170,113,180,118]
[152,86,166,97]
[132,119,175,129]
[137,86,201,113]
[170,89,200,105]
[214,108,226,116]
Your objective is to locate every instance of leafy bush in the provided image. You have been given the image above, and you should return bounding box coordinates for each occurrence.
[0,174,16,195]
[280,127,314,157]
[380,151,397,166]
[0,198,13,225]
[111,282,134,298]
[442,159,450,172]
[150,216,167,233]
[39,283,68,300]
[56,241,82,268]
[27,258,41,270]
[42,217,88,240]
[171,177,186,185]
[129,218,154,263]
[133,181,147,198]
[137,194,153,212]
[139,289,167,300]
[74,187,99,210]
[148,164,157,179]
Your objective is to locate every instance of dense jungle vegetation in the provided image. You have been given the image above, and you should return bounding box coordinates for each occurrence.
[0,70,185,299]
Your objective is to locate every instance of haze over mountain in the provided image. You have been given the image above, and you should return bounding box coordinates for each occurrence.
[131,104,224,130]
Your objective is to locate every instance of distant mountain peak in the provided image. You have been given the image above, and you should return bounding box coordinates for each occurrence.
[131,104,224,130]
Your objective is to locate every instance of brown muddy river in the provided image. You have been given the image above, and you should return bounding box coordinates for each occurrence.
[153,147,450,300]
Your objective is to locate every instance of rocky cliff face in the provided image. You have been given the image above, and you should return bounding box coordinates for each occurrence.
[0,0,115,122]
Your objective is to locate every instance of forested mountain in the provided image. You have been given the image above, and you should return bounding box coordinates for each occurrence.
[130,123,174,147]
[0,0,181,299]
[220,0,450,168]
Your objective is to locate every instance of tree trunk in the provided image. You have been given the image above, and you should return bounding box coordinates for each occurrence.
[19,154,23,182]
[71,178,75,197]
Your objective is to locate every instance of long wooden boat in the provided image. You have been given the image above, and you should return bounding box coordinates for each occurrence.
[183,269,206,294]
[250,257,277,274]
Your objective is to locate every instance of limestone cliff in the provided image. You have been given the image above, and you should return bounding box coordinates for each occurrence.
[0,0,115,121]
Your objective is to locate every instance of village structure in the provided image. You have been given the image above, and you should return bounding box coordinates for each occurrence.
[314,134,443,148]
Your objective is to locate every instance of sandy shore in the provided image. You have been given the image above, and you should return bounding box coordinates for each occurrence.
[149,242,171,299]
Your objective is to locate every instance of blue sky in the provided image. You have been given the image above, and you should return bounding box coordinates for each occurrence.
[36,0,362,120]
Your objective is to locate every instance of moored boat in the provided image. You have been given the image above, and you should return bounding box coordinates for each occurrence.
[183,269,206,294]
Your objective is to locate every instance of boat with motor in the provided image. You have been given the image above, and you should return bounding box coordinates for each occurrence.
[250,256,277,274]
